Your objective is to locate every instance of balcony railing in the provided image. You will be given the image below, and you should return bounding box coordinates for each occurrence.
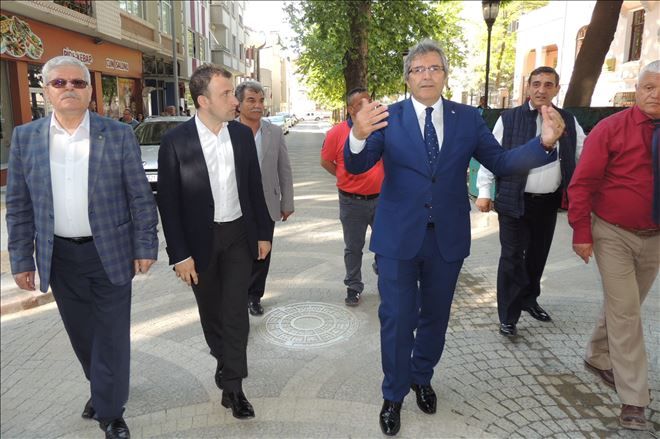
[53,0,93,17]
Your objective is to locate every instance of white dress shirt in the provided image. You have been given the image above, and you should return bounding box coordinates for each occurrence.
[194,115,242,222]
[50,110,93,238]
[476,102,586,198]
[254,121,264,168]
[349,97,444,153]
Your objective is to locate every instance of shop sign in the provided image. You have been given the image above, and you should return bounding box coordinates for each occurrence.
[1,14,44,60]
[62,47,93,65]
[105,58,129,72]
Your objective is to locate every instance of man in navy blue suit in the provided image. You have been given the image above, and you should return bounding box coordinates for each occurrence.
[344,39,567,436]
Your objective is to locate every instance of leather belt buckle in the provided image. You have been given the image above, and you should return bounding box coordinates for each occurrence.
[56,235,93,244]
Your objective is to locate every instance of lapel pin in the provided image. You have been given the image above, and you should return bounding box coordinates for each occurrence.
[451,110,455,114]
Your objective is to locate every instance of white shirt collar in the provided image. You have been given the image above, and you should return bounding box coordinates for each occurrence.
[50,110,90,135]
[195,114,225,137]
[411,96,443,119]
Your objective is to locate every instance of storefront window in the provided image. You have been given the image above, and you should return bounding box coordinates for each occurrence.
[28,64,49,120]
[1,61,14,169]
[117,77,136,114]
[102,75,119,119]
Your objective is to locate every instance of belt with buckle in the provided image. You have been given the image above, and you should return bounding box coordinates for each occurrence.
[338,189,379,200]
[214,216,243,226]
[55,235,93,244]
[524,192,557,199]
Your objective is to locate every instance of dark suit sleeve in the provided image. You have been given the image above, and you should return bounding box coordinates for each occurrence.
[121,125,159,260]
[343,128,385,175]
[470,108,556,176]
[5,126,37,274]
[157,132,191,264]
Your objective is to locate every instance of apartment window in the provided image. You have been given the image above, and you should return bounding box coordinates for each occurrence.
[575,26,587,59]
[239,43,244,60]
[118,0,144,18]
[160,0,172,35]
[200,36,207,62]
[188,30,197,58]
[232,35,237,56]
[627,9,644,62]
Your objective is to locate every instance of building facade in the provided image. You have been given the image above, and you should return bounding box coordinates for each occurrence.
[209,0,248,85]
[512,0,659,107]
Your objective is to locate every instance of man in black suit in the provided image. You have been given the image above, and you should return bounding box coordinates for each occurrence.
[157,64,272,419]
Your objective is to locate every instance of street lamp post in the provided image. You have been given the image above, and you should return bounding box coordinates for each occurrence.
[402,50,409,99]
[482,0,500,107]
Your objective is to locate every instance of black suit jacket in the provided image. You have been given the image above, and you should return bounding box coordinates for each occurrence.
[157,118,272,272]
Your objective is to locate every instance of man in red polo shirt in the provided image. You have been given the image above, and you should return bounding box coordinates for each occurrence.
[321,87,384,306]
[568,60,660,431]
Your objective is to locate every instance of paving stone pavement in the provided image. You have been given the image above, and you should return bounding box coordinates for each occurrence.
[1,122,658,438]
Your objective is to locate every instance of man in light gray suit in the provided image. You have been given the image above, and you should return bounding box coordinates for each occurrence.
[6,56,158,439]
[236,81,294,315]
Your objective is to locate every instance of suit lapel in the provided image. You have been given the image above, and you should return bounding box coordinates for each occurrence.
[227,122,243,192]
[402,99,432,174]
[88,113,106,198]
[184,119,213,190]
[435,98,458,175]
[34,116,54,212]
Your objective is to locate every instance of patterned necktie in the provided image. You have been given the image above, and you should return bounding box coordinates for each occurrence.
[424,107,439,165]
[652,119,660,224]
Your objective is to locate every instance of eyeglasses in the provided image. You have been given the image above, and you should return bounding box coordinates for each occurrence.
[47,79,89,89]
[408,65,445,75]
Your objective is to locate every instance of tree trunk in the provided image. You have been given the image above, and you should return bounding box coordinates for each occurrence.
[563,0,622,107]
[343,0,371,94]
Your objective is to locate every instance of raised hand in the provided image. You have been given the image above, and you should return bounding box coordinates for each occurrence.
[540,105,565,149]
[352,99,389,140]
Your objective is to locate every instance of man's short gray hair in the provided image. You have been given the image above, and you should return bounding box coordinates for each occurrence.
[42,56,91,84]
[404,39,449,82]
[638,60,660,82]
[235,81,265,102]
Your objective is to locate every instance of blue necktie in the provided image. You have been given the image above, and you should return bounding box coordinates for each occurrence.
[652,120,660,224]
[424,107,439,165]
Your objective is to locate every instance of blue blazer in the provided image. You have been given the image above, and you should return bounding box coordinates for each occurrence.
[344,98,555,262]
[6,113,159,292]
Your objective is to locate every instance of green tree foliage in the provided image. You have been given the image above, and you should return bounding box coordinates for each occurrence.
[285,0,467,109]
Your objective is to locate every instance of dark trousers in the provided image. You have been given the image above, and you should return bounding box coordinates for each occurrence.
[191,218,252,393]
[496,190,561,324]
[248,219,275,302]
[49,236,131,422]
[377,227,463,402]
[339,191,378,293]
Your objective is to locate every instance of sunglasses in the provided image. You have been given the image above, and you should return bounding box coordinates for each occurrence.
[47,79,89,89]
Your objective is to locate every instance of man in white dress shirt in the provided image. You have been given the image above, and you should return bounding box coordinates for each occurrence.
[157,65,272,420]
[475,66,585,337]
[6,55,158,439]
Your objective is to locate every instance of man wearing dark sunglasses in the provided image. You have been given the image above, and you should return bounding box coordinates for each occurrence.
[6,55,158,439]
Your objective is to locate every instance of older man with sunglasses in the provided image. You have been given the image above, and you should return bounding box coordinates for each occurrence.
[6,56,158,439]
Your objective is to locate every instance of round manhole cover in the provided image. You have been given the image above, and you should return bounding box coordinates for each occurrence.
[256,302,359,349]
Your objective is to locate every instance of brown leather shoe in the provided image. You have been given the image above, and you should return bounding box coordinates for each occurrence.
[619,404,648,430]
[583,361,615,389]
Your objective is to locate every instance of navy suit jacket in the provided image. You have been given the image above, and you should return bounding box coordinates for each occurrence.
[344,98,556,262]
[156,118,272,272]
[6,112,159,292]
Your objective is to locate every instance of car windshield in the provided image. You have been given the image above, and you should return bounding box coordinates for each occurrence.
[134,121,183,144]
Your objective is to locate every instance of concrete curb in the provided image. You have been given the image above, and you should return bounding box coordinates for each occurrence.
[0,289,54,316]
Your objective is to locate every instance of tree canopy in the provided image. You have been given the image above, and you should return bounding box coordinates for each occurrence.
[285,0,467,109]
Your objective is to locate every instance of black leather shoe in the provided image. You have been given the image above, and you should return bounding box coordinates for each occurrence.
[411,384,436,414]
[499,323,517,336]
[214,363,223,389]
[248,300,264,316]
[99,417,130,439]
[221,390,255,419]
[523,304,551,322]
[379,400,402,436]
[81,398,95,419]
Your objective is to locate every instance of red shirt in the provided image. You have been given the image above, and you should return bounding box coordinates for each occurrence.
[321,119,384,195]
[568,106,657,244]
